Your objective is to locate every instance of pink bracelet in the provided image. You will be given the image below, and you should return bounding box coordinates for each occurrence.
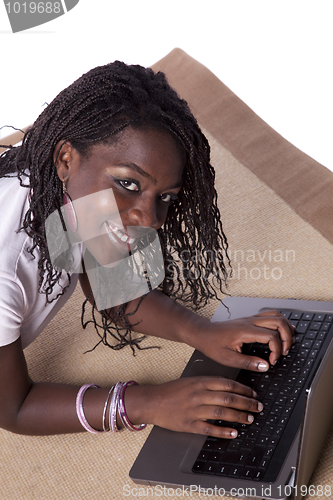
[76,384,103,434]
[118,381,146,431]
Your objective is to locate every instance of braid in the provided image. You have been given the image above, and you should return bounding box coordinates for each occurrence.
[0,60,230,352]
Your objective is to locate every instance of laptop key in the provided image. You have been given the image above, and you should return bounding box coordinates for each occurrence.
[204,462,218,474]
[202,438,218,451]
[241,467,258,479]
[223,450,246,464]
[309,322,322,330]
[228,466,244,478]
[213,440,229,452]
[273,426,284,437]
[296,322,310,333]
[192,461,206,473]
[302,312,314,321]
[290,312,302,320]
[279,310,291,319]
[209,452,222,462]
[227,440,243,452]
[254,469,265,480]
[261,425,275,436]
[197,450,210,461]
[258,436,270,446]
[305,330,317,339]
[215,464,231,476]
[264,446,275,458]
[246,446,266,467]
[260,457,271,469]
[247,428,260,440]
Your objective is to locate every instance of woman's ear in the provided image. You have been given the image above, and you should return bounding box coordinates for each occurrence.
[53,141,73,183]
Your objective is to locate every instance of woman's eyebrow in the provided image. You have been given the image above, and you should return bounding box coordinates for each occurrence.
[113,163,182,190]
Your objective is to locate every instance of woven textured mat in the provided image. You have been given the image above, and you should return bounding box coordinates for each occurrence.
[1,54,333,500]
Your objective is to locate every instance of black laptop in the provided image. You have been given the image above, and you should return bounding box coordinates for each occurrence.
[130,297,333,500]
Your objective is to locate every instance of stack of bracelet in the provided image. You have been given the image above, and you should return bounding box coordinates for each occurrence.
[76,381,146,433]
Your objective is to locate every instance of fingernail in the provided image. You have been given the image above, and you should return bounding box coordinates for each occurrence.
[252,390,258,398]
[258,362,268,371]
[258,402,264,412]
[285,350,289,356]
[247,415,254,423]
[230,430,238,438]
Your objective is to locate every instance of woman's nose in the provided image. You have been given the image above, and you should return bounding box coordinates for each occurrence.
[127,200,159,228]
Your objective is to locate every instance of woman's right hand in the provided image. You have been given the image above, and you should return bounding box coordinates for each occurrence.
[125,377,263,439]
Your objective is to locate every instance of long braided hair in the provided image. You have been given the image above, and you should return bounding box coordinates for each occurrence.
[0,61,230,353]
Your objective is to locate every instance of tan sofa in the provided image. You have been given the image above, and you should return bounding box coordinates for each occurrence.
[1,48,333,500]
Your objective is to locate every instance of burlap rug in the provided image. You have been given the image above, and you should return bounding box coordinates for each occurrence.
[1,49,332,500]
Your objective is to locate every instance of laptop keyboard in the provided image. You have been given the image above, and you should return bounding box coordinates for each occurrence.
[192,309,333,482]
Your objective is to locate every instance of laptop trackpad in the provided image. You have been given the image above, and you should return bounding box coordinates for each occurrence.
[180,352,240,473]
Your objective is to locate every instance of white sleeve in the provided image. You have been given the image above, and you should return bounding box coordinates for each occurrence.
[0,273,25,347]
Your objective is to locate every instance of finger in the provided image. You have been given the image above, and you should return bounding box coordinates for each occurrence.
[205,406,256,425]
[214,349,271,372]
[253,311,296,348]
[253,309,283,317]
[197,400,264,424]
[198,404,262,425]
[200,377,257,398]
[247,316,295,362]
[201,390,263,413]
[194,420,239,439]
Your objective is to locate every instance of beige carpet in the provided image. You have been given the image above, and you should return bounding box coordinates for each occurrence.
[1,49,333,500]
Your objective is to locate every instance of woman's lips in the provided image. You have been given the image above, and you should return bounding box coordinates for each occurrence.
[105,221,136,245]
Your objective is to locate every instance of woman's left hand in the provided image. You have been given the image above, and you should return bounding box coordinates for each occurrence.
[188,310,296,372]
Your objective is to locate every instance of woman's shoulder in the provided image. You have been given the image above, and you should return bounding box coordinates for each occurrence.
[0,173,35,276]
[0,172,30,218]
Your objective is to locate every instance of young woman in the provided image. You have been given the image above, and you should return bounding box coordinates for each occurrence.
[0,61,294,438]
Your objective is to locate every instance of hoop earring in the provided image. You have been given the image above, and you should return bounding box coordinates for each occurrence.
[63,181,78,233]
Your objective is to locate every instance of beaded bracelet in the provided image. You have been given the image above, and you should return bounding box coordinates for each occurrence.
[76,384,103,434]
[118,381,147,432]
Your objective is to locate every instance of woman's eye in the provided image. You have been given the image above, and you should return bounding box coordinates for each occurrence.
[118,179,139,192]
[160,193,178,203]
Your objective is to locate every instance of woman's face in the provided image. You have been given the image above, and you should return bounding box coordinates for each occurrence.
[55,127,185,266]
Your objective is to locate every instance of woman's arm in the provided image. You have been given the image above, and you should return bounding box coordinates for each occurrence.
[0,336,262,438]
[79,267,295,371]
[105,288,295,372]
[0,337,113,435]
[1,270,291,437]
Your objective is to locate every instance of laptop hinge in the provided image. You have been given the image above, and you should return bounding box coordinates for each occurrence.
[287,467,296,488]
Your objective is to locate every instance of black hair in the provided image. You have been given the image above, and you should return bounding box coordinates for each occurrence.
[0,61,230,353]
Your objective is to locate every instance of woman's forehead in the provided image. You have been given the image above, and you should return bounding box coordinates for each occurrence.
[83,127,185,179]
